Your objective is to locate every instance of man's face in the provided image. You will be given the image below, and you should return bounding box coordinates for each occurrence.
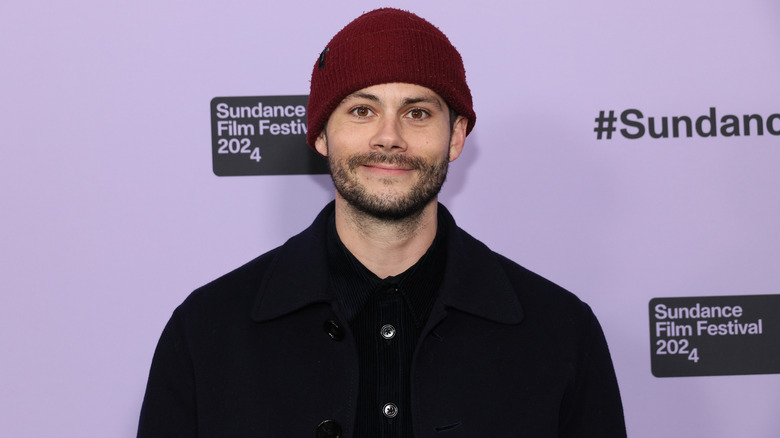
[315,83,467,220]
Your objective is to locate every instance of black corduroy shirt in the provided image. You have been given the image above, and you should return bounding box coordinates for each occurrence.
[326,211,447,438]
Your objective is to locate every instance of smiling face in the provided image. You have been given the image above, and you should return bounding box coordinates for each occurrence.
[315,83,467,221]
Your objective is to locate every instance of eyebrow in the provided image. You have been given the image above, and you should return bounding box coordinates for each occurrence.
[341,91,444,110]
[344,91,381,104]
[401,96,443,110]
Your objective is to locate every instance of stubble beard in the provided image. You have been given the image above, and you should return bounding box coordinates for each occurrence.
[327,148,450,222]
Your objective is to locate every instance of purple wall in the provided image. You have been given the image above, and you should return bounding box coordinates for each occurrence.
[1,1,779,436]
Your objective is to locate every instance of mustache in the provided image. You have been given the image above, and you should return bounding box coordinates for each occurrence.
[346,151,426,171]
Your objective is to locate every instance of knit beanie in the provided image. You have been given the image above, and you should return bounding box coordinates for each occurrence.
[307,8,476,148]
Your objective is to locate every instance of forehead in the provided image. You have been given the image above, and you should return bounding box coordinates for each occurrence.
[339,83,446,109]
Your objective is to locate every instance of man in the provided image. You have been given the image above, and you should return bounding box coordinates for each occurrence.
[138,8,626,437]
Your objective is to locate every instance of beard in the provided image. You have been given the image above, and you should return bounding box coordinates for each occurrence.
[327,148,450,221]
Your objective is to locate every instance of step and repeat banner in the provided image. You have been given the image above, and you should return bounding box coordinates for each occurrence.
[1,1,778,437]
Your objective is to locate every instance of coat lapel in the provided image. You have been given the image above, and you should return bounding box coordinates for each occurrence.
[432,205,524,326]
[250,201,524,325]
[250,203,336,323]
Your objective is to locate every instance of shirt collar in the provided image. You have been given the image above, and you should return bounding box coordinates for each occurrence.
[326,209,446,328]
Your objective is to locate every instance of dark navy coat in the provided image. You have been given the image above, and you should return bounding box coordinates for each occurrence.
[138,202,626,437]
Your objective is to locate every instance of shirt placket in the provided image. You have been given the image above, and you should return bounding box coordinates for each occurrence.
[377,284,403,438]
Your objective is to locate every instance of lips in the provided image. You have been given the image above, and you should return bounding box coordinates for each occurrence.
[364,162,412,171]
[361,162,415,178]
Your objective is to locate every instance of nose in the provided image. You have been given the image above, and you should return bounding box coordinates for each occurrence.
[370,116,408,152]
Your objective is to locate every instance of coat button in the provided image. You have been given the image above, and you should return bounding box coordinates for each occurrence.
[323,319,344,341]
[380,324,396,339]
[316,419,342,438]
[383,403,398,418]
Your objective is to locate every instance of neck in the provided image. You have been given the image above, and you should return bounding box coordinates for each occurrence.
[334,195,439,279]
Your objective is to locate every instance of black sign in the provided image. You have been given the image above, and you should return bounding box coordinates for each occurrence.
[210,95,328,176]
[649,294,780,377]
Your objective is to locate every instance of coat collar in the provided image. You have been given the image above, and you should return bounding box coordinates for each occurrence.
[251,202,523,325]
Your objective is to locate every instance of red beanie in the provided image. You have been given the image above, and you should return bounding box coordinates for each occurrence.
[307,8,476,148]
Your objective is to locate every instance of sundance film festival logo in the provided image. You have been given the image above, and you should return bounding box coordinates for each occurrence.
[594,107,780,140]
[649,294,780,377]
[210,95,328,176]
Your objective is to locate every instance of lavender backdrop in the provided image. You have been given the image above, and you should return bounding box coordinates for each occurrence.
[2,1,779,436]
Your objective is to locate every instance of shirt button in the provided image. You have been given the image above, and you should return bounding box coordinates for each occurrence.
[316,419,342,438]
[384,285,399,295]
[383,403,398,418]
[323,319,344,341]
[380,324,396,340]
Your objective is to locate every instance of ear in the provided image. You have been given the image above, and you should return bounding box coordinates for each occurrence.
[314,130,328,156]
[448,115,468,162]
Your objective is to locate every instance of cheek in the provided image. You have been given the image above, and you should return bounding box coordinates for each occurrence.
[410,130,452,158]
[324,125,368,154]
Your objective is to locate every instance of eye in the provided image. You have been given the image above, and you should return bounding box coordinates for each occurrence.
[350,106,373,118]
[406,108,430,120]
